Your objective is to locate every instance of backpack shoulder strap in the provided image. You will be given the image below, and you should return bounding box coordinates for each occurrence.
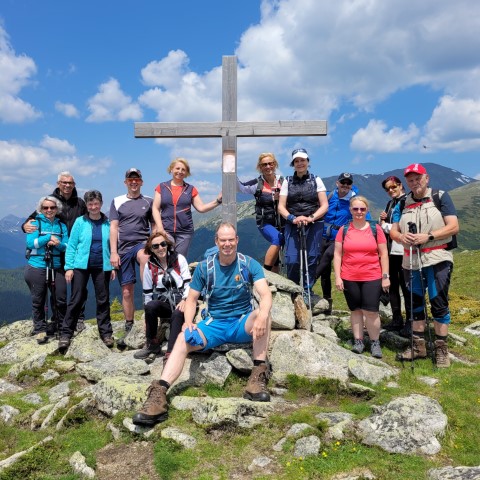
[431,189,441,210]
[254,176,264,199]
[149,262,159,288]
[342,222,377,244]
[342,223,351,244]
[205,253,217,301]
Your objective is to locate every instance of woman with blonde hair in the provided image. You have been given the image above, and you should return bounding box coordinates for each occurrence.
[237,152,285,271]
[333,196,390,358]
[152,158,222,259]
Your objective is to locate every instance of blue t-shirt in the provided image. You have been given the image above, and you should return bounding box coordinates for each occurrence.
[88,218,104,269]
[190,254,265,320]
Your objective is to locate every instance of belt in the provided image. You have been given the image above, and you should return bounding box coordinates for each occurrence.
[404,244,447,255]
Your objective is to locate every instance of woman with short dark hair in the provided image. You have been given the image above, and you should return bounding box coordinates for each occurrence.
[58,190,115,351]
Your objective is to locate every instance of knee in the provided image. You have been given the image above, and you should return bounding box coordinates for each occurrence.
[122,285,134,301]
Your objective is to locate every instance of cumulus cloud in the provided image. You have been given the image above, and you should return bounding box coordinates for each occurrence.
[55,101,80,118]
[351,120,420,152]
[0,25,41,123]
[422,95,480,151]
[86,78,142,122]
[40,135,76,154]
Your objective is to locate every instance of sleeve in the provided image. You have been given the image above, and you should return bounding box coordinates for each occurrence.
[315,176,327,192]
[236,177,258,195]
[142,263,154,305]
[178,255,192,299]
[65,220,80,270]
[279,180,289,196]
[189,261,206,294]
[439,192,457,217]
[335,226,345,243]
[376,224,387,244]
[109,200,119,222]
[248,257,266,283]
[26,220,44,249]
[21,211,37,233]
[191,186,199,198]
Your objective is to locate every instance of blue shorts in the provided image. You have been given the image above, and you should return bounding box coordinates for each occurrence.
[259,224,284,247]
[118,243,145,286]
[196,312,253,350]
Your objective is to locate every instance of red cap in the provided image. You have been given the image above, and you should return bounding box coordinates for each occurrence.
[404,163,427,176]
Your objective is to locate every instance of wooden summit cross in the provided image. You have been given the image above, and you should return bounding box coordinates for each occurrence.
[135,55,327,227]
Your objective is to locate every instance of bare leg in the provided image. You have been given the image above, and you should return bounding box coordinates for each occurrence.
[264,245,280,270]
[363,310,381,341]
[122,284,135,320]
[137,249,150,287]
[350,309,364,340]
[245,310,271,361]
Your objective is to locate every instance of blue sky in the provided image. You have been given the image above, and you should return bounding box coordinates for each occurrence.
[1,0,480,218]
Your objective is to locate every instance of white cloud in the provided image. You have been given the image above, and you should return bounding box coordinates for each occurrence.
[40,135,76,154]
[55,101,79,118]
[422,95,480,151]
[86,78,142,122]
[351,120,420,152]
[0,25,41,123]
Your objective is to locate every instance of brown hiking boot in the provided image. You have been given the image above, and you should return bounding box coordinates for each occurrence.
[396,336,427,361]
[243,364,270,402]
[435,340,451,368]
[132,382,168,426]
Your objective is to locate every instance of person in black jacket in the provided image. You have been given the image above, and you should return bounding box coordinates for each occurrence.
[278,148,328,305]
[22,171,87,332]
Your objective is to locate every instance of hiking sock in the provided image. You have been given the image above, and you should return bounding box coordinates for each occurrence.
[263,264,273,271]
[253,360,266,367]
[413,331,425,338]
[159,380,170,390]
[435,334,448,342]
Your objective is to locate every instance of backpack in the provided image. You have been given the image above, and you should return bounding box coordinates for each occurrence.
[342,221,378,244]
[400,189,458,250]
[254,175,284,199]
[203,252,254,312]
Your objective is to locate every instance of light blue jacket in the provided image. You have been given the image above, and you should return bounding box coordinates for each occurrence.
[65,214,113,271]
[26,215,68,269]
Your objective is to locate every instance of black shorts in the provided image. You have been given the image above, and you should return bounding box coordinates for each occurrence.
[343,278,382,312]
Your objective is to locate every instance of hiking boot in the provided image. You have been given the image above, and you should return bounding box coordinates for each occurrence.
[102,336,115,348]
[76,319,86,332]
[325,298,333,315]
[396,336,427,361]
[58,336,71,353]
[125,321,134,333]
[370,340,383,359]
[351,339,365,354]
[435,340,451,368]
[132,382,169,426]
[243,364,270,402]
[36,332,48,345]
[134,341,162,360]
[384,312,404,332]
[46,321,58,337]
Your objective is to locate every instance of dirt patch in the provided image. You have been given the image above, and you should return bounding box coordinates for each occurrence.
[96,441,160,480]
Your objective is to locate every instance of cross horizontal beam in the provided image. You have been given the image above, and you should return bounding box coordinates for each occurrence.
[135,120,327,139]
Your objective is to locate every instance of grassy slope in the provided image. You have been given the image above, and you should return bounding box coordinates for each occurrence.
[0,252,479,480]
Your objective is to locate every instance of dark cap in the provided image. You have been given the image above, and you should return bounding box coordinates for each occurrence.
[125,168,142,179]
[290,148,309,167]
[337,172,353,184]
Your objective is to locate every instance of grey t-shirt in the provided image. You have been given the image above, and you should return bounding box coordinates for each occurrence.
[109,194,153,255]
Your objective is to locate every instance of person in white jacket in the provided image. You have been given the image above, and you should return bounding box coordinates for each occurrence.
[379,176,410,335]
[135,233,191,363]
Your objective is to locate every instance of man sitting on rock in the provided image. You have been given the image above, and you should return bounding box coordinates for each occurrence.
[133,222,273,426]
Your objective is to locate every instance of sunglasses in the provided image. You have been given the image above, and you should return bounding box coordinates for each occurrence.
[151,241,168,250]
[42,206,58,211]
[260,162,275,167]
[351,207,367,212]
[339,181,352,186]
[385,185,400,192]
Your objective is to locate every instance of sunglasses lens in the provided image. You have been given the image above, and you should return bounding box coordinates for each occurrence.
[152,241,168,250]
[160,241,168,247]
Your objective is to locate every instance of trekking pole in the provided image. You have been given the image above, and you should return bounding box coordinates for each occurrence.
[300,225,312,310]
[416,252,437,369]
[408,244,415,372]
[47,249,59,339]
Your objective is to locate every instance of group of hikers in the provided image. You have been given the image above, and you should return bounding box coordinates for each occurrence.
[23,152,459,427]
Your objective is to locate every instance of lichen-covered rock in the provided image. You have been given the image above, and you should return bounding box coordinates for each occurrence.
[270,291,296,330]
[357,394,447,455]
[427,465,480,479]
[0,337,57,365]
[195,352,232,386]
[225,348,253,373]
[293,434,321,457]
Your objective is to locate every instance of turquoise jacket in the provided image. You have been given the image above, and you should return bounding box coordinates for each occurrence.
[65,213,113,271]
[26,215,68,269]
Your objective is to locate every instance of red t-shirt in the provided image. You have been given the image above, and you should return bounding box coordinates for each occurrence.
[336,224,386,281]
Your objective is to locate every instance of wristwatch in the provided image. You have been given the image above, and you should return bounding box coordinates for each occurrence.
[428,233,435,241]
[382,273,390,279]
[309,214,315,220]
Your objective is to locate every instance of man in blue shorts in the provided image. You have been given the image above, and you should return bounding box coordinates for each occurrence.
[133,222,273,426]
[110,168,153,332]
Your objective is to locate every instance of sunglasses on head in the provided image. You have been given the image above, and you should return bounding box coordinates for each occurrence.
[352,207,367,212]
[151,241,168,250]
